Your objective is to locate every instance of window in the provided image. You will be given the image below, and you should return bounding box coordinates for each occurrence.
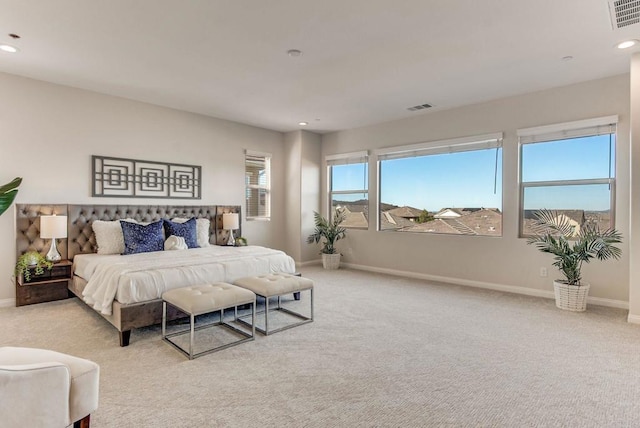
[245,150,271,220]
[377,133,503,236]
[327,151,368,228]
[518,116,617,237]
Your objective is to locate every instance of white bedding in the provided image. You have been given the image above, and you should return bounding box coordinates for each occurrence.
[76,246,296,315]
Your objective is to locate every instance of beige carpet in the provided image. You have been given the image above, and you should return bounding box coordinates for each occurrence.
[2,266,640,427]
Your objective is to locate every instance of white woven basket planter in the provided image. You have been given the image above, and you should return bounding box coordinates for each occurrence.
[322,253,341,270]
[553,281,590,312]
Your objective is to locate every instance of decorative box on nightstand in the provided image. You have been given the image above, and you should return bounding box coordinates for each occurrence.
[16,260,72,307]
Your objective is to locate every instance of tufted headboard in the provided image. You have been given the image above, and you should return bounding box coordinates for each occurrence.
[16,204,241,259]
[16,204,69,259]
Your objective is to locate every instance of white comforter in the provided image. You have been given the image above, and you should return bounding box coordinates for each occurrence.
[78,246,296,315]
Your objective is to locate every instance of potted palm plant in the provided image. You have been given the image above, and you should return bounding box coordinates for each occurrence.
[307,209,347,270]
[527,209,622,312]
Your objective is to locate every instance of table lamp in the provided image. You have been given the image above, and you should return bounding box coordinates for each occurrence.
[222,213,239,246]
[40,215,67,262]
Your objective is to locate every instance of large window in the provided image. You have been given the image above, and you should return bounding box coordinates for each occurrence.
[245,150,271,220]
[327,151,368,228]
[518,116,617,236]
[377,134,503,236]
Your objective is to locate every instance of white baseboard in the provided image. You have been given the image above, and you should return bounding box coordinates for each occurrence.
[588,296,629,310]
[296,259,322,268]
[0,298,16,308]
[342,262,629,310]
[627,314,640,324]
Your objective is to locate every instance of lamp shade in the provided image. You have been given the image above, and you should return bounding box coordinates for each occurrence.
[222,213,239,230]
[40,215,67,239]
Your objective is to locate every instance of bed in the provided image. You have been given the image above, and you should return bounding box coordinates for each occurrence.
[16,204,296,346]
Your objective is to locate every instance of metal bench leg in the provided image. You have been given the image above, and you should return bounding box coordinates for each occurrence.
[252,301,256,337]
[189,313,195,360]
[265,296,269,334]
[162,301,167,339]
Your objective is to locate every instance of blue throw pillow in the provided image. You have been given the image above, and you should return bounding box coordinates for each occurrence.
[120,220,165,255]
[163,218,198,249]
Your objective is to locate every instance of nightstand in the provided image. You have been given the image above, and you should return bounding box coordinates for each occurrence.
[16,260,73,307]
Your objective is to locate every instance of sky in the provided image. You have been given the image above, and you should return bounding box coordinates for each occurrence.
[332,134,615,212]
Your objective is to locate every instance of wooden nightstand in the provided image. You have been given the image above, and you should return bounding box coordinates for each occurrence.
[16,260,72,307]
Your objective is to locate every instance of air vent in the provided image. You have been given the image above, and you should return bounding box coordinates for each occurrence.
[609,0,640,29]
[407,103,433,112]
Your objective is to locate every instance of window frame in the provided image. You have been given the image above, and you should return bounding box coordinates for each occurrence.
[375,132,504,236]
[245,150,271,221]
[326,151,369,229]
[517,116,618,237]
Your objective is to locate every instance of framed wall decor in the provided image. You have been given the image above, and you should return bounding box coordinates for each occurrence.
[92,155,201,199]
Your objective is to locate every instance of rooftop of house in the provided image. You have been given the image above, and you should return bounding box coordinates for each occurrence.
[386,206,424,219]
[344,205,610,237]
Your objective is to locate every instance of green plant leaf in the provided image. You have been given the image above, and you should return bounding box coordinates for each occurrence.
[307,208,347,254]
[14,250,53,282]
[0,177,22,217]
[526,208,622,285]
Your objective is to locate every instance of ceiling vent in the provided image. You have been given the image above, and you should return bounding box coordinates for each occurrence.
[609,0,640,29]
[407,103,433,112]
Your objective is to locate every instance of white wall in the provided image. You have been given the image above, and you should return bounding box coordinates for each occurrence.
[0,72,285,304]
[284,131,302,260]
[629,54,640,321]
[283,130,321,263]
[322,75,631,304]
[300,131,322,262]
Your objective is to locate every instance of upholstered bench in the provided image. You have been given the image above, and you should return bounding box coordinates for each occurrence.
[0,346,100,428]
[234,273,314,335]
[162,283,256,359]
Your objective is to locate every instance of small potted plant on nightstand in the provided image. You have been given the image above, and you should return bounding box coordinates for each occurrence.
[527,209,622,312]
[307,209,347,270]
[15,251,54,283]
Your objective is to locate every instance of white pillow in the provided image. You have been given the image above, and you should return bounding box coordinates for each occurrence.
[92,218,138,255]
[92,220,125,255]
[164,235,188,251]
[171,217,211,247]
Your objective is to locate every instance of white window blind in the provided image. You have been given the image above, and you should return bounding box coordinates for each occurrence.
[376,133,503,161]
[517,116,618,145]
[326,150,369,166]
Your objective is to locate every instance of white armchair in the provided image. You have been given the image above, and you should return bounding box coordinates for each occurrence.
[0,347,100,428]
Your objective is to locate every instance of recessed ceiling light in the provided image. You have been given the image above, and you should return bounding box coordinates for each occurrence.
[298,121,309,126]
[616,40,638,49]
[0,44,18,53]
[287,49,303,57]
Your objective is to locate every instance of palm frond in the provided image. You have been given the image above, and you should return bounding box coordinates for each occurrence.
[0,177,22,217]
[307,208,348,254]
[527,208,622,285]
[529,209,577,237]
